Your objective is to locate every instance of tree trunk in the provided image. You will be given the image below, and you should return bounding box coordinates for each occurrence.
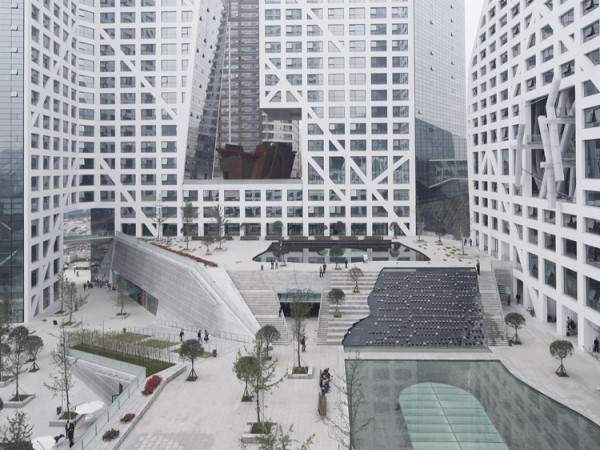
[296,340,301,369]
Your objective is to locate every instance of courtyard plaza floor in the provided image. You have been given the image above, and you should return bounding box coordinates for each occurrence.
[6,235,600,448]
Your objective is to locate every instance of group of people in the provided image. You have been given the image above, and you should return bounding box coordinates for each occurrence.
[319,368,331,395]
[179,329,210,343]
[463,237,473,246]
[55,420,75,447]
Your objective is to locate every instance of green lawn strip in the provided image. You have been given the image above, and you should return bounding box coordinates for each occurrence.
[104,332,150,344]
[139,339,178,349]
[72,344,173,376]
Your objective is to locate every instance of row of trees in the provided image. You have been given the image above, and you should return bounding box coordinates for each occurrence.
[505,312,575,377]
[56,272,90,323]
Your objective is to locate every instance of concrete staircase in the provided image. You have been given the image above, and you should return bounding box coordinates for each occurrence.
[318,270,379,345]
[477,269,509,346]
[233,289,291,344]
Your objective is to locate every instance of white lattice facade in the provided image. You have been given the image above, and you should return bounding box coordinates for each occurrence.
[259,0,416,237]
[468,0,600,349]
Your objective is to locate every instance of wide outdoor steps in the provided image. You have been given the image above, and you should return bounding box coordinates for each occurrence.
[318,270,379,345]
[478,269,509,346]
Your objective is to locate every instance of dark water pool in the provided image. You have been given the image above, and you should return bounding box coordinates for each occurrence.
[253,240,429,264]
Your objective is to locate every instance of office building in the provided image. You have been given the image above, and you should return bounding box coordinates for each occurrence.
[2,0,467,321]
[468,0,600,348]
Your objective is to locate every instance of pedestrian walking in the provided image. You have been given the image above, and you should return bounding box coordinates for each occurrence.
[275,258,279,269]
[464,238,467,246]
[197,329,202,340]
[469,238,473,246]
[319,266,323,278]
[301,335,306,352]
[507,295,511,307]
[271,259,274,270]
[179,329,184,342]
[476,259,481,275]
[323,263,327,274]
[68,421,75,447]
[278,306,283,317]
[594,337,599,353]
[204,330,209,342]
[344,258,348,269]
[516,294,521,304]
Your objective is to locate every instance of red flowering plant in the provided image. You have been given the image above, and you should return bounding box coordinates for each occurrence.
[141,375,162,396]
[120,413,136,424]
[150,243,218,267]
[102,428,120,442]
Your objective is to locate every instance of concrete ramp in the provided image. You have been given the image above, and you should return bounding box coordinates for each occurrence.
[112,233,260,341]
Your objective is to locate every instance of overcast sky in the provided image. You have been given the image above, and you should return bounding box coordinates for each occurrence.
[465,0,485,60]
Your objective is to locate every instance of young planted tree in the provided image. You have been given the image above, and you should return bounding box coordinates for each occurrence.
[6,326,30,401]
[389,247,400,262]
[504,312,526,345]
[115,277,127,316]
[64,282,89,323]
[348,267,364,293]
[290,298,311,373]
[0,290,12,382]
[247,337,283,430]
[250,424,314,450]
[435,225,447,244]
[45,326,78,418]
[325,353,373,450]
[233,353,260,401]
[271,221,283,237]
[550,340,574,377]
[180,339,204,381]
[209,205,228,249]
[1,412,33,450]
[24,335,43,372]
[256,325,281,360]
[333,221,346,236]
[56,271,69,313]
[327,289,346,318]
[201,234,215,255]
[272,245,291,267]
[181,199,197,250]
[330,247,344,270]
[153,196,165,242]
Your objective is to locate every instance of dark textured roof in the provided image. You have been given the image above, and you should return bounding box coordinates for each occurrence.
[342,268,486,349]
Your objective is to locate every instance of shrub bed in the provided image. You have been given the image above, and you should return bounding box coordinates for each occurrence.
[150,243,218,267]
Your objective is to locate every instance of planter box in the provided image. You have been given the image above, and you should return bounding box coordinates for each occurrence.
[242,422,276,444]
[62,321,81,329]
[49,410,84,428]
[5,393,35,409]
[115,313,130,320]
[287,366,313,379]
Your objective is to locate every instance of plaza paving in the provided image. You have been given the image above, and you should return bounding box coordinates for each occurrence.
[4,235,600,449]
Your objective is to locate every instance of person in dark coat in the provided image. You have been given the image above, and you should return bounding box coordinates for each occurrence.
[594,337,599,353]
[301,336,306,352]
[68,421,75,447]
[476,260,481,275]
[179,329,184,342]
[344,258,348,269]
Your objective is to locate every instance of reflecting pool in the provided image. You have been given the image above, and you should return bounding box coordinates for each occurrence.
[253,241,429,264]
[350,360,600,449]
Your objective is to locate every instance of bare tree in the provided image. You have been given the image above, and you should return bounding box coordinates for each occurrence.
[0,289,12,382]
[181,199,197,250]
[327,289,345,318]
[233,353,260,401]
[115,277,127,316]
[56,271,69,313]
[256,325,281,360]
[209,205,228,249]
[329,247,344,270]
[45,326,78,417]
[201,234,216,255]
[325,353,373,450]
[153,195,166,242]
[64,282,89,324]
[246,337,283,429]
[290,298,311,372]
[248,423,314,450]
[1,411,33,448]
[348,267,364,293]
